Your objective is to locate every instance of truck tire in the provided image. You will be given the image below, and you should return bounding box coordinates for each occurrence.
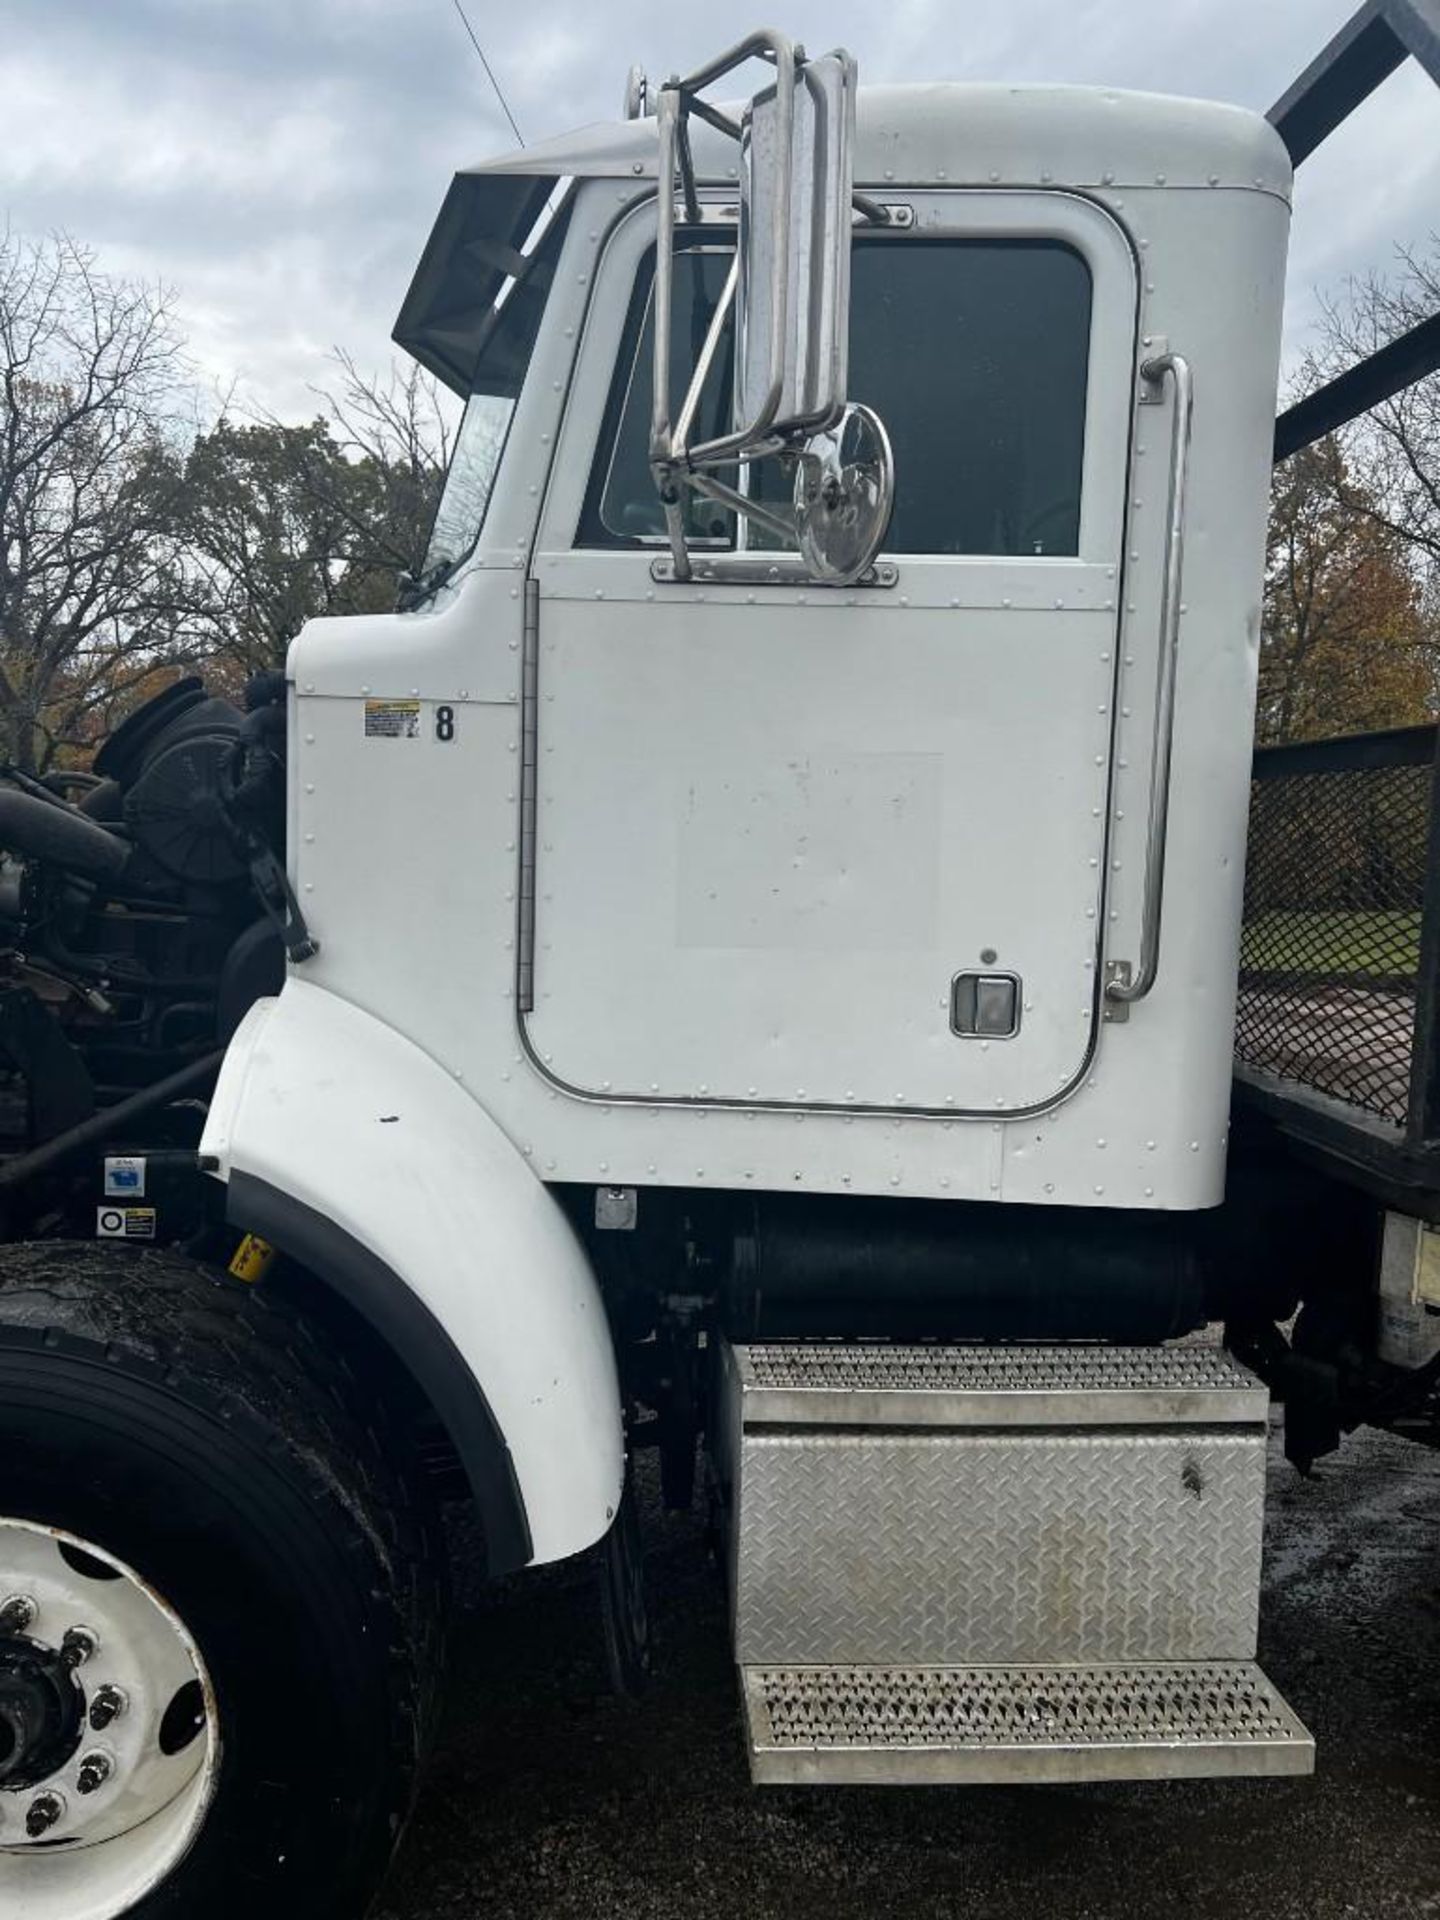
[0,1241,445,1920]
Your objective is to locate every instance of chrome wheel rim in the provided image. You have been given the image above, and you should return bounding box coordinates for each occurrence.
[0,1518,217,1920]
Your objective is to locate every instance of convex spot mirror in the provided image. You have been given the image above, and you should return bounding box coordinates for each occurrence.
[793,403,895,584]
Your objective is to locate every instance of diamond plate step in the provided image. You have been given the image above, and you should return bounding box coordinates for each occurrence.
[733,1342,1267,1427]
[742,1661,1315,1785]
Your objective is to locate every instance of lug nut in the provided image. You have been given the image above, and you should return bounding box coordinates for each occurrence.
[0,1594,36,1635]
[25,1792,64,1838]
[88,1685,127,1732]
[60,1627,97,1668]
[76,1751,112,1796]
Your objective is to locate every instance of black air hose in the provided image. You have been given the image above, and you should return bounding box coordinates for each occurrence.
[0,789,130,882]
[0,1049,225,1190]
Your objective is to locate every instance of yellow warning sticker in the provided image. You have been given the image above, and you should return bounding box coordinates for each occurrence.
[96,1206,156,1241]
[364,699,421,739]
[228,1234,276,1285]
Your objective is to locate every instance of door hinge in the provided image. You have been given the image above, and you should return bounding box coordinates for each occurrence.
[517,576,539,1013]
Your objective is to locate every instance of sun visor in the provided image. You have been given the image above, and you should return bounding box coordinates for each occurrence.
[393,173,558,395]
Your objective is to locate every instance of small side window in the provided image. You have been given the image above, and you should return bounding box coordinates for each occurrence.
[579,245,737,548]
[579,234,1093,559]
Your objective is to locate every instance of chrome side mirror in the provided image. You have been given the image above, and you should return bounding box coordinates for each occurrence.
[647,31,893,585]
[736,48,853,440]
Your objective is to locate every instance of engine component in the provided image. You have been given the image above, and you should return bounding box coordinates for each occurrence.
[109,679,249,887]
[0,676,290,1144]
[0,791,129,883]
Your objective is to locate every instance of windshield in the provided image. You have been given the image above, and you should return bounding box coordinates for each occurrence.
[419,194,573,585]
[423,392,515,577]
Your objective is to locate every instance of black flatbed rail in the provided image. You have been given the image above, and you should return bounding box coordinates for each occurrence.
[1233,723,1440,1219]
[1238,5,1440,1215]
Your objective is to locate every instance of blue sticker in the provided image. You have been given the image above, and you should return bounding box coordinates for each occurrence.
[103,1156,146,1199]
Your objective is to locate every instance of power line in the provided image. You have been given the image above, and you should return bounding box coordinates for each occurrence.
[449,0,524,146]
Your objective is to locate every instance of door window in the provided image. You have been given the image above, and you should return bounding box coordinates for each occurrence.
[580,237,1093,557]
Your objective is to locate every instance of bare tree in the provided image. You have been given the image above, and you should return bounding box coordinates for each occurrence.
[1309,239,1440,571]
[0,229,196,772]
[317,349,455,586]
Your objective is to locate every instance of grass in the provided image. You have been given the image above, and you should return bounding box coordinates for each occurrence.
[1241,908,1421,978]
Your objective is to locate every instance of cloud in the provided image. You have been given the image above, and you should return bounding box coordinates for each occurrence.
[2,0,1436,416]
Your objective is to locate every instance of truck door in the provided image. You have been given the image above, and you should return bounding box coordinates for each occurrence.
[528,191,1138,1118]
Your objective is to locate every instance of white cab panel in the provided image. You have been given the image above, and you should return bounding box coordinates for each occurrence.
[529,578,1115,1111]
[278,97,1290,1213]
[528,192,1136,1116]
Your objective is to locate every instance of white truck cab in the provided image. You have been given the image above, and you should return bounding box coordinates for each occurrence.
[265,76,1288,1214]
[205,36,1303,1770]
[12,16,1440,1916]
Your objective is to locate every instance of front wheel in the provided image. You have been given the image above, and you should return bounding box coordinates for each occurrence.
[0,1242,445,1920]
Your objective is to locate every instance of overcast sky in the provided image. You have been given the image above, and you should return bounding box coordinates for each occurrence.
[3,0,1437,419]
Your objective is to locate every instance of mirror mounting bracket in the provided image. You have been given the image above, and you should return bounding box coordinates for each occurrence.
[650,555,899,590]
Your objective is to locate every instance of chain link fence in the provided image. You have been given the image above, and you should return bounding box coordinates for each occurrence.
[1236,727,1437,1128]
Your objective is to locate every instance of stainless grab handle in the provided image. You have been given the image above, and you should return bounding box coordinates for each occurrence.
[1106,351,1194,1008]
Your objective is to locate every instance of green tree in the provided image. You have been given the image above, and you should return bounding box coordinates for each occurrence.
[170,416,374,676]
[169,357,451,677]
[1260,436,1436,744]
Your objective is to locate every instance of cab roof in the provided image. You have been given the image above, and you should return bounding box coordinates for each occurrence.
[473,81,1290,197]
[396,81,1291,394]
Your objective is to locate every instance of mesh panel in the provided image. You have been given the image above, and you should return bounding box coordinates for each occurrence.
[1236,736,1434,1126]
[740,1343,1255,1394]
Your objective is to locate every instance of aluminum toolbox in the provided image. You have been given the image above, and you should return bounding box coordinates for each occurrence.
[721,1343,1314,1784]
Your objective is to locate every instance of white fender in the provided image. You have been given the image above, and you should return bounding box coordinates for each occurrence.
[200,978,624,1566]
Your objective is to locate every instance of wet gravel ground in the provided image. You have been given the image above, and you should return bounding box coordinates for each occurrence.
[376,1425,1440,1920]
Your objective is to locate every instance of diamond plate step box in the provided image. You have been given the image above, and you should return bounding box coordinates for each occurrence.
[720,1342,1314,1783]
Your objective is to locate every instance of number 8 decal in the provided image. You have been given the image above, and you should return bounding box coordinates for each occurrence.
[435,704,455,743]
